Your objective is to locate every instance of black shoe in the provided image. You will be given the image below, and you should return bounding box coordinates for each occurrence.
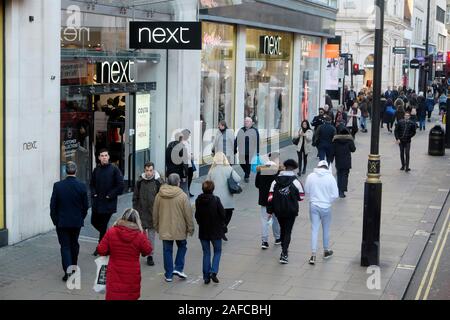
[302,169,306,175]
[339,192,346,198]
[297,172,301,177]
[309,256,316,265]
[189,193,195,198]
[274,239,282,245]
[405,168,411,172]
[324,250,334,259]
[244,177,250,183]
[147,256,155,266]
[222,235,228,241]
[279,254,288,264]
[210,273,219,283]
[204,278,211,284]
[62,274,69,282]
[261,241,269,249]
[93,249,98,256]
[400,166,405,171]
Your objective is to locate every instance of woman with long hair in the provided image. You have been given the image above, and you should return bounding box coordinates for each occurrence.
[207,152,241,241]
[294,120,313,176]
[97,208,152,300]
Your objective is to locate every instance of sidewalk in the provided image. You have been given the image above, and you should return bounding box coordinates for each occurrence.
[1,117,449,300]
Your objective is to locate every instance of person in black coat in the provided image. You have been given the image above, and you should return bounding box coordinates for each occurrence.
[235,117,260,182]
[255,152,281,249]
[315,116,337,164]
[195,181,226,284]
[90,148,124,255]
[394,112,416,172]
[50,161,89,281]
[329,128,356,198]
[166,132,189,193]
[311,108,326,130]
[417,92,427,131]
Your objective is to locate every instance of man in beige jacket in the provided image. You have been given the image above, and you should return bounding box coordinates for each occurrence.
[153,173,194,282]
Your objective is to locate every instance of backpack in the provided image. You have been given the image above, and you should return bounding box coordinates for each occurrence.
[386,106,395,116]
[272,177,300,217]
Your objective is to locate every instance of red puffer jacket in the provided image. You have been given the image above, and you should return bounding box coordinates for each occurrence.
[97,220,152,300]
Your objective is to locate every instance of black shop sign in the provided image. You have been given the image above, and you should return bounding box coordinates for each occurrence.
[410,59,421,69]
[129,22,202,50]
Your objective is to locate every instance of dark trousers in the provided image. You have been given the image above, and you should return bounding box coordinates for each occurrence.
[240,162,251,179]
[56,227,81,274]
[297,150,308,172]
[188,167,194,192]
[399,142,411,169]
[224,209,234,228]
[336,169,350,193]
[427,110,432,119]
[277,216,296,255]
[91,212,113,242]
[318,146,332,163]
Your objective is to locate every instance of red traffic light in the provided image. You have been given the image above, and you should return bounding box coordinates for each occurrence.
[353,63,359,74]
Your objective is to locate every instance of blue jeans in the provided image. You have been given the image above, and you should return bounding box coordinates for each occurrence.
[360,116,367,130]
[200,240,222,280]
[419,116,426,130]
[162,240,187,279]
[309,204,332,254]
[260,206,280,242]
[318,146,332,163]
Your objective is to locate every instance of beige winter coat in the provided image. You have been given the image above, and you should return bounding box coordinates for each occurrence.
[153,184,194,241]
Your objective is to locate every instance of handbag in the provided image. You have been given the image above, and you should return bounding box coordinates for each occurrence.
[251,154,263,173]
[292,136,300,145]
[227,170,242,194]
[93,256,109,294]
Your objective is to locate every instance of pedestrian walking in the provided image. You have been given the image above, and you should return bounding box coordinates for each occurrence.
[195,180,226,284]
[359,97,369,133]
[207,152,241,241]
[426,89,435,122]
[315,115,336,163]
[50,161,88,281]
[96,208,152,300]
[304,160,339,265]
[311,108,326,131]
[182,129,196,197]
[255,152,281,249]
[153,173,194,282]
[394,98,405,123]
[334,105,348,131]
[384,99,396,133]
[394,112,416,172]
[91,149,124,255]
[132,162,163,266]
[323,104,334,122]
[346,103,361,138]
[380,94,387,128]
[417,92,427,131]
[235,117,260,183]
[294,120,313,176]
[166,132,189,195]
[267,159,305,264]
[345,86,357,111]
[439,92,447,115]
[330,127,356,198]
[212,120,235,165]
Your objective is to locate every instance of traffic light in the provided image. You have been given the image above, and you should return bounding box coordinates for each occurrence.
[352,63,359,75]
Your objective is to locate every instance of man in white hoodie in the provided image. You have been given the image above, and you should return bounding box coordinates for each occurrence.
[304,160,339,265]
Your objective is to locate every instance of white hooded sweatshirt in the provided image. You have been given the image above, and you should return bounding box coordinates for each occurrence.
[304,168,339,209]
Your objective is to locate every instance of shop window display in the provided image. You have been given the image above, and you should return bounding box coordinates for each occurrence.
[201,22,236,158]
[245,28,293,136]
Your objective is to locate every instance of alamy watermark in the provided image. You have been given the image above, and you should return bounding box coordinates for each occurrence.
[366,266,381,290]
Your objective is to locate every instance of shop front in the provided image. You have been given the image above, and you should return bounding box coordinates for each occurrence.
[60,2,169,190]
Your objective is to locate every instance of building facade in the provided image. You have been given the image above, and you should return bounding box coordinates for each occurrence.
[1,0,336,246]
[335,0,411,91]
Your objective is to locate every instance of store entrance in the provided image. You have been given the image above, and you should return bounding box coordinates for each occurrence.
[61,84,154,193]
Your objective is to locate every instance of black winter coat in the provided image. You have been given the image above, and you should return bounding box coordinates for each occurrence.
[395,119,417,143]
[195,194,226,240]
[417,96,427,117]
[317,123,337,148]
[90,164,124,214]
[132,175,163,229]
[50,177,89,228]
[255,165,280,207]
[330,134,356,170]
[166,141,188,179]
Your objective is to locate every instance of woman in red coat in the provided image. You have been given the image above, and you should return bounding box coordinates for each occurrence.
[97,208,152,300]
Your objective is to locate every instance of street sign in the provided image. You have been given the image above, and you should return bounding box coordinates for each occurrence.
[410,59,420,69]
[393,47,407,54]
[338,57,345,78]
[436,52,444,62]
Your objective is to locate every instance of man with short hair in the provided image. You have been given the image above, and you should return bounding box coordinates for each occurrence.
[267,159,305,264]
[153,173,194,282]
[315,115,337,164]
[50,161,89,281]
[394,112,416,172]
[304,160,339,265]
[90,149,124,255]
[133,162,164,266]
[235,117,260,183]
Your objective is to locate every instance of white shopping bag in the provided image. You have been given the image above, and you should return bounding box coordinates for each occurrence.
[93,256,109,294]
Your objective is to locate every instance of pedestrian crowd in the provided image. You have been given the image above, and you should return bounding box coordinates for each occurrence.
[49,83,446,299]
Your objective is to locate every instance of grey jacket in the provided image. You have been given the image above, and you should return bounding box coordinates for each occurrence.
[207,165,241,209]
[132,171,163,229]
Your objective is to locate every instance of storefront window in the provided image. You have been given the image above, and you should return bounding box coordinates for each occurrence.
[299,36,321,123]
[245,28,293,136]
[201,22,236,154]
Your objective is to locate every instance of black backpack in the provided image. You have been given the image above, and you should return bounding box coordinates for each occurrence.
[272,176,300,217]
